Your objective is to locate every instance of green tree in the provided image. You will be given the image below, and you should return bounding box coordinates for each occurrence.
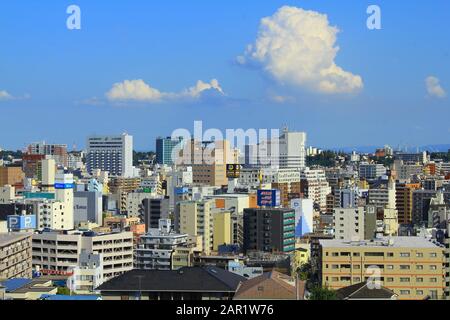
[57,287,71,295]
[308,285,338,300]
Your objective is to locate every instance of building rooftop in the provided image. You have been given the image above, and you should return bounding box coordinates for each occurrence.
[0,232,31,246]
[336,282,398,300]
[97,266,246,293]
[320,236,443,249]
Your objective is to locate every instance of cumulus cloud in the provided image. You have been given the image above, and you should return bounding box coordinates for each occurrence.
[425,76,446,98]
[238,6,363,94]
[106,79,163,102]
[105,79,224,103]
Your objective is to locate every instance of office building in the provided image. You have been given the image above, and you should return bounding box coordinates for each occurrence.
[141,197,170,231]
[358,163,387,180]
[86,134,133,177]
[156,136,184,165]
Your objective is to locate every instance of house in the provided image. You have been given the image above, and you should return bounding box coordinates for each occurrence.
[0,278,57,300]
[336,282,398,300]
[97,266,246,300]
[233,270,305,300]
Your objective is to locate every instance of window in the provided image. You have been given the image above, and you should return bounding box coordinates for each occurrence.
[430,265,437,270]
[386,278,394,282]
[430,278,437,283]
[416,252,423,258]
[416,265,424,270]
[353,265,361,269]
[353,252,360,257]
[387,252,394,257]
[416,290,424,295]
[400,290,410,295]
[386,265,394,270]
[430,253,437,258]
[417,278,424,283]
[400,278,410,283]
[400,253,410,257]
[400,265,410,270]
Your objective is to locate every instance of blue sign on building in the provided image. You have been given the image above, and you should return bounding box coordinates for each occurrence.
[257,189,281,207]
[175,187,189,195]
[7,215,37,230]
[54,183,74,189]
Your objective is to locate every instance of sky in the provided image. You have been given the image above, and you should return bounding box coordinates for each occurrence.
[0,0,449,151]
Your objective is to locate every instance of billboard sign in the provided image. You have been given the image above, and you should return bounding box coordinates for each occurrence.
[257,189,281,207]
[7,215,37,230]
[226,164,242,179]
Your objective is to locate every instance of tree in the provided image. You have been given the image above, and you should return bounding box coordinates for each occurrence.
[57,287,71,295]
[308,285,337,300]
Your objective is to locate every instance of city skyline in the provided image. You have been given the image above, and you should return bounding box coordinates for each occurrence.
[1,1,449,150]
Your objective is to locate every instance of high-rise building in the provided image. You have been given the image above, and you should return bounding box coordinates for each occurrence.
[279,128,307,169]
[300,168,331,212]
[141,197,170,231]
[243,208,296,254]
[86,134,133,177]
[396,182,421,224]
[176,200,214,255]
[156,136,184,165]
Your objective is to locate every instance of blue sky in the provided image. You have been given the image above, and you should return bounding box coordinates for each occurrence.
[0,0,449,151]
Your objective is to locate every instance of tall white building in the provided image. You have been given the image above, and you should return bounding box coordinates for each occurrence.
[300,168,331,211]
[279,128,307,169]
[86,133,133,177]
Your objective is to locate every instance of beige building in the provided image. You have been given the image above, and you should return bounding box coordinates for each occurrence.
[319,237,446,300]
[32,230,133,281]
[0,166,24,187]
[177,200,214,255]
[0,233,33,279]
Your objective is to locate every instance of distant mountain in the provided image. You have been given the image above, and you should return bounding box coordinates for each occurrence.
[326,144,450,154]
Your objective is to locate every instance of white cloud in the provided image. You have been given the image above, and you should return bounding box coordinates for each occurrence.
[238,6,363,94]
[106,79,163,102]
[0,90,13,100]
[105,79,224,102]
[425,76,446,98]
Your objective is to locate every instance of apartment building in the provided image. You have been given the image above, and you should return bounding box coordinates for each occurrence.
[396,182,421,224]
[319,237,446,300]
[0,233,33,279]
[300,168,331,212]
[243,208,296,254]
[32,230,133,281]
[176,200,214,255]
[358,163,387,180]
[332,207,365,241]
[134,219,189,270]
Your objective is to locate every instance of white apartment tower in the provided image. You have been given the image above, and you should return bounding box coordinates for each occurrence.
[86,133,133,177]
